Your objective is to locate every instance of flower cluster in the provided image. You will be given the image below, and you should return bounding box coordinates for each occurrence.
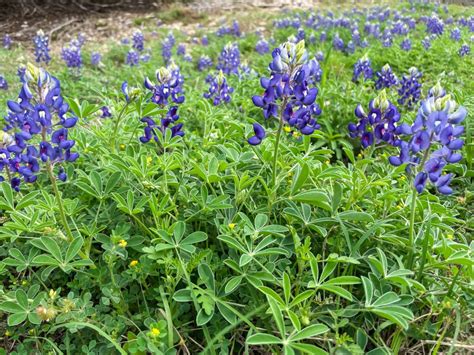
[375,64,398,90]
[459,44,470,57]
[1,64,79,191]
[161,33,175,64]
[217,43,240,75]
[348,90,401,148]
[91,52,102,67]
[426,15,444,35]
[400,38,412,51]
[61,45,82,72]
[33,30,51,64]
[398,67,422,109]
[352,55,373,82]
[197,55,213,71]
[203,71,234,106]
[0,75,7,90]
[140,66,185,143]
[3,34,12,49]
[126,49,140,66]
[250,40,322,144]
[389,84,466,194]
[450,28,461,41]
[132,29,144,52]
[256,39,270,55]
[421,36,431,50]
[100,106,112,118]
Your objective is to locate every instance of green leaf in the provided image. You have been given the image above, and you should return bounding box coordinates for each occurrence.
[319,285,353,301]
[292,190,331,211]
[181,231,207,245]
[8,312,27,326]
[65,237,84,262]
[247,333,282,345]
[225,276,243,294]
[291,324,329,342]
[15,289,28,309]
[0,301,24,313]
[259,286,285,306]
[283,273,291,305]
[173,289,192,302]
[32,255,60,266]
[372,292,400,307]
[40,237,62,262]
[291,163,309,194]
[338,211,374,223]
[362,277,374,306]
[290,343,328,355]
[196,307,214,326]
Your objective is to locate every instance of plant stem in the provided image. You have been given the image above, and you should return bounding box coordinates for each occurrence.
[46,162,74,242]
[272,98,288,188]
[407,187,418,269]
[111,103,129,153]
[416,216,431,282]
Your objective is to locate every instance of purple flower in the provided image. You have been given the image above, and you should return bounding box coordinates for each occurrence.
[0,75,7,90]
[459,44,470,57]
[398,67,422,109]
[389,83,466,194]
[248,123,266,145]
[203,71,234,106]
[33,30,51,64]
[1,64,79,191]
[91,52,102,66]
[126,49,140,66]
[132,29,144,52]
[400,38,412,51]
[217,43,240,75]
[451,28,461,41]
[256,39,270,55]
[375,64,398,90]
[427,15,444,36]
[352,55,373,83]
[197,55,213,71]
[251,40,321,139]
[61,44,82,73]
[3,34,12,49]
[100,106,112,118]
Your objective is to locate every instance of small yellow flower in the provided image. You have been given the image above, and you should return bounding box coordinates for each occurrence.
[21,280,28,286]
[119,144,126,151]
[146,156,153,166]
[118,239,127,248]
[446,233,453,240]
[130,260,139,267]
[400,175,406,181]
[49,289,57,300]
[293,132,301,139]
[357,153,363,158]
[5,330,10,337]
[284,126,291,133]
[151,327,160,337]
[228,223,236,230]
[325,160,330,164]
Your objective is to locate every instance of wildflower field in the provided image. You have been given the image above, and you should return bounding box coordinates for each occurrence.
[0,1,473,354]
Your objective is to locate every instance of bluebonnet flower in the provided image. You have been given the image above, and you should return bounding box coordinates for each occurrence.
[121,38,130,45]
[140,52,151,63]
[70,33,86,48]
[375,64,398,90]
[400,38,412,51]
[126,49,140,66]
[183,54,192,62]
[427,15,444,35]
[132,29,144,52]
[1,64,79,191]
[459,44,470,56]
[91,52,102,66]
[161,35,174,65]
[198,55,213,71]
[297,28,305,42]
[421,36,431,50]
[320,31,327,42]
[3,34,12,49]
[140,67,185,142]
[238,62,254,78]
[177,43,186,57]
[315,51,324,61]
[398,67,422,109]
[203,71,234,106]
[100,106,112,118]
[232,20,241,37]
[61,44,82,73]
[33,30,51,64]
[201,35,209,46]
[248,123,266,145]
[451,28,461,41]
[0,76,7,90]
[333,33,344,51]
[251,40,322,142]
[382,33,393,47]
[17,66,26,83]
[217,43,240,75]
[348,90,402,148]
[346,40,355,54]
[256,39,270,55]
[389,83,466,194]
[352,55,373,83]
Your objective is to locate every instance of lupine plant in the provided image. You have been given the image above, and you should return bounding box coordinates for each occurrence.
[0,3,472,355]
[33,30,51,64]
[375,63,398,89]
